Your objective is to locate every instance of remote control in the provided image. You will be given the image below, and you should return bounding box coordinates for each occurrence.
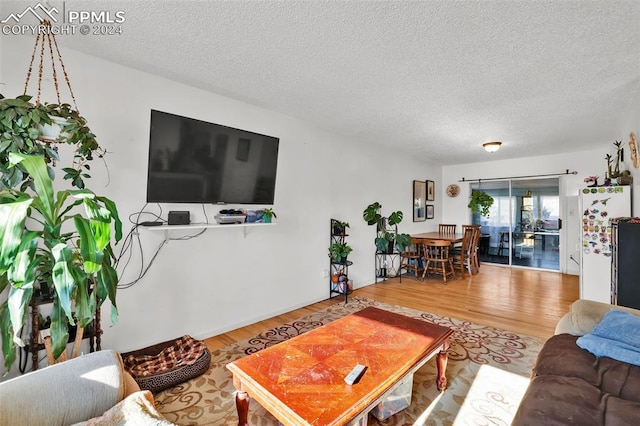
[344,364,367,385]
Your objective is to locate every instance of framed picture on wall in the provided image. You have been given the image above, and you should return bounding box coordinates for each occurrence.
[427,180,435,201]
[426,204,434,219]
[413,180,426,222]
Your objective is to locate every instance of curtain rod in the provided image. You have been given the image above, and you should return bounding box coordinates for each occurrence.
[459,170,578,183]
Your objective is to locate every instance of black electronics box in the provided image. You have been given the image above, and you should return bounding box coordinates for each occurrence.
[168,211,190,225]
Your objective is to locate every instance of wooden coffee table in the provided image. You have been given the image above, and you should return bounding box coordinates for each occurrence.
[226,306,453,425]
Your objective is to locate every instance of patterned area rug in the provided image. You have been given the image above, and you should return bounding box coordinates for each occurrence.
[154,297,543,425]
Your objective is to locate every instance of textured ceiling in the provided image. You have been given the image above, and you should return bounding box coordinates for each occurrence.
[4,0,639,164]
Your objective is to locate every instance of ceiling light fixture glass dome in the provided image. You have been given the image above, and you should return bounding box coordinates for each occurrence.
[483,141,502,153]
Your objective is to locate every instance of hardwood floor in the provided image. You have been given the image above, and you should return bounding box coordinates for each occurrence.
[204,264,579,352]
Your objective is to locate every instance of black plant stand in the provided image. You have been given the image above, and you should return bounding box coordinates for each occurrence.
[329,219,352,303]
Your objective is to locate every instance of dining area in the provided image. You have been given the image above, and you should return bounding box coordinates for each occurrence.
[402,224,481,283]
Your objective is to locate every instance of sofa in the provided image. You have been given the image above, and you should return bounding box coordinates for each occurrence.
[0,350,174,426]
[512,299,640,425]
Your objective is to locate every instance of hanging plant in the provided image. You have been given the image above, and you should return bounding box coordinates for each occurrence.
[1,21,105,192]
[0,95,105,191]
[468,190,494,217]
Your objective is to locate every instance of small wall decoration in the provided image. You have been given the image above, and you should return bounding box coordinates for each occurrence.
[630,132,638,169]
[427,180,435,201]
[413,180,426,222]
[446,184,460,197]
[426,204,434,219]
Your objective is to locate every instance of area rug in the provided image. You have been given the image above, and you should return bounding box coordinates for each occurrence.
[154,297,544,425]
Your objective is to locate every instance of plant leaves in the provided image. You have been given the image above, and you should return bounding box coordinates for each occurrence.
[0,302,17,375]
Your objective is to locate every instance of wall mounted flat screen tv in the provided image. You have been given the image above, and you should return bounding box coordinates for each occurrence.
[147,110,279,204]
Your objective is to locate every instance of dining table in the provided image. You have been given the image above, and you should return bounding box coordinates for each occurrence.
[410,232,465,244]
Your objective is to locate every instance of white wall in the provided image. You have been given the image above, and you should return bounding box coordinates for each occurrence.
[442,147,640,275]
[0,36,442,377]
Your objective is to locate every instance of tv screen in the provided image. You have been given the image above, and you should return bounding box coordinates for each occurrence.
[146,110,279,204]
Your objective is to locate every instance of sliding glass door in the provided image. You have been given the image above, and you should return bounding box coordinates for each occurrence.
[471,178,560,271]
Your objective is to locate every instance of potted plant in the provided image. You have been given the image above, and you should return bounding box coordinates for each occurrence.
[328,242,353,264]
[468,191,494,217]
[261,208,277,223]
[331,219,349,236]
[0,101,121,374]
[0,94,105,191]
[605,140,623,179]
[0,153,122,373]
[362,202,412,253]
[618,170,633,186]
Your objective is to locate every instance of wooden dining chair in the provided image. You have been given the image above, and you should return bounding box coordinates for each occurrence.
[400,240,425,279]
[421,239,456,283]
[439,224,457,234]
[452,227,476,277]
[462,225,481,270]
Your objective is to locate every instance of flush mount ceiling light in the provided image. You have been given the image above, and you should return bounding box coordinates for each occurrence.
[483,141,502,153]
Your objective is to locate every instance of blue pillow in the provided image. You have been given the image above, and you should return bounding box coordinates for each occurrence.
[576,309,640,366]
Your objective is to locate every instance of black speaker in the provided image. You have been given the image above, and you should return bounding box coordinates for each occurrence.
[168,211,190,225]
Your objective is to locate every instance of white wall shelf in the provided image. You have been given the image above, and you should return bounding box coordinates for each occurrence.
[141,222,276,239]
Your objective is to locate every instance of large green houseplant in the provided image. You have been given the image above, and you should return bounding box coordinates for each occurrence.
[1,92,120,374]
[363,202,412,253]
[0,153,122,374]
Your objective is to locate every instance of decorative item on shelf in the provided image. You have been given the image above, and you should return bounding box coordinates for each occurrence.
[362,202,412,253]
[261,208,276,223]
[467,190,494,217]
[584,175,599,187]
[446,184,460,197]
[328,242,353,264]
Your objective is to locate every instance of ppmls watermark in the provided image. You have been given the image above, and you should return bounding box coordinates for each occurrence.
[1,2,126,36]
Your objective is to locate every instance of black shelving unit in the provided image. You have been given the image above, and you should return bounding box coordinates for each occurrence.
[374,225,403,283]
[374,252,402,283]
[329,219,352,302]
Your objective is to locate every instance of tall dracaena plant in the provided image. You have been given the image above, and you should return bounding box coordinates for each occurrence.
[0,153,122,374]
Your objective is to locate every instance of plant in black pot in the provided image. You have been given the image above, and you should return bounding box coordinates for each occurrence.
[331,219,350,236]
[362,202,412,253]
[328,242,353,264]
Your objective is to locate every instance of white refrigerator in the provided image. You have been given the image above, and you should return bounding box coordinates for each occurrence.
[579,186,631,303]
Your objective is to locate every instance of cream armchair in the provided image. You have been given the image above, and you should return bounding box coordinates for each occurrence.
[0,350,171,426]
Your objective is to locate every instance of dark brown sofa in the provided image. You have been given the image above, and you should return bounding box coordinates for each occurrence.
[512,300,640,425]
